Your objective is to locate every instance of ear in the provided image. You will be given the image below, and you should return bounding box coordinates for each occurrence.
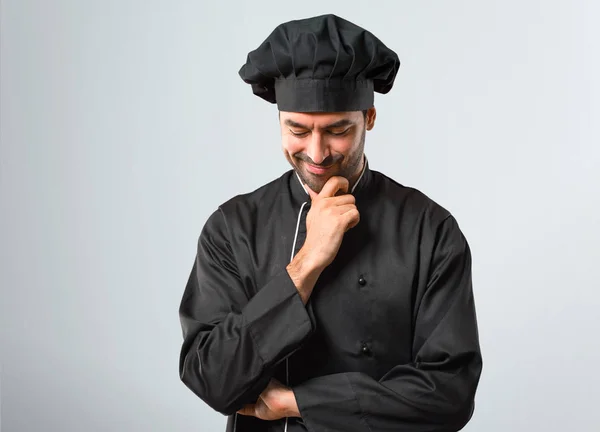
[365,107,376,131]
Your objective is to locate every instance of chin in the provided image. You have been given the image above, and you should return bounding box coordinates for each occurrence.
[295,162,344,193]
[304,174,340,194]
[307,181,327,194]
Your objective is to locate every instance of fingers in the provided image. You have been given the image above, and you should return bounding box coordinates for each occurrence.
[317,194,355,209]
[343,208,360,231]
[316,192,356,208]
[305,176,353,201]
[319,176,349,198]
[237,405,256,416]
[333,204,358,215]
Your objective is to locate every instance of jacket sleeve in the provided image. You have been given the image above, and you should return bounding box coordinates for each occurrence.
[292,215,483,432]
[179,208,314,415]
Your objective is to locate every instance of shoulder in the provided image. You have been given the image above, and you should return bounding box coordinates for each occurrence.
[218,171,291,214]
[371,170,469,254]
[201,171,291,236]
[371,170,453,227]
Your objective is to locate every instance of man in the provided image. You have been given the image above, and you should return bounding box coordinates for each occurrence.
[179,14,482,432]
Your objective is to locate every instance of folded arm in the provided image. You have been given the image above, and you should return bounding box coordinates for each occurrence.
[292,215,483,432]
[179,209,314,415]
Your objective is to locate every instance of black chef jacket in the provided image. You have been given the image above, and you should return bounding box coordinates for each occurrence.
[179,160,483,432]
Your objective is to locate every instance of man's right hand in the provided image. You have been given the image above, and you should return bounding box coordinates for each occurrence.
[286,176,360,304]
[303,176,360,270]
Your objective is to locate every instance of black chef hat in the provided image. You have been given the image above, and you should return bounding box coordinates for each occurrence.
[238,14,400,113]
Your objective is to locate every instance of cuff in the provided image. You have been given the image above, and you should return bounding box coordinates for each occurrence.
[242,269,313,367]
[293,374,367,432]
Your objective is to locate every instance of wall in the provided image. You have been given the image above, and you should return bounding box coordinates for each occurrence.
[1,1,599,430]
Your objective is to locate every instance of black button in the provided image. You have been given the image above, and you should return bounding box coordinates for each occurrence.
[361,344,371,355]
[358,276,366,286]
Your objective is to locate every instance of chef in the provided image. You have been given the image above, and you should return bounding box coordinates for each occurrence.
[179,13,482,432]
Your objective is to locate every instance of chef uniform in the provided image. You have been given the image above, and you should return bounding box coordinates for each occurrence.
[179,14,482,432]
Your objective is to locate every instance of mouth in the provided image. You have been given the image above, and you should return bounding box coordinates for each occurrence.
[305,162,335,175]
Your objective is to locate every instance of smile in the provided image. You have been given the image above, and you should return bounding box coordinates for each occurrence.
[305,163,334,175]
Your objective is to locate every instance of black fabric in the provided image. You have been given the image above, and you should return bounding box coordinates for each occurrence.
[179,161,483,431]
[238,14,400,112]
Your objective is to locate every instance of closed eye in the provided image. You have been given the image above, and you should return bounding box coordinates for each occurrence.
[328,128,351,136]
[289,128,351,137]
[289,129,309,137]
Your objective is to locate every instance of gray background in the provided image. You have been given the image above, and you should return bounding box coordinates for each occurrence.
[1,0,599,431]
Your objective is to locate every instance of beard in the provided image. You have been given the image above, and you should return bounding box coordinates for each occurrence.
[287,126,366,194]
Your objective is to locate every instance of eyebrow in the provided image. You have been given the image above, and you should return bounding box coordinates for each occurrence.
[284,119,355,129]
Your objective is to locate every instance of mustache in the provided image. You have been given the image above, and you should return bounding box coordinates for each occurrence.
[294,153,343,166]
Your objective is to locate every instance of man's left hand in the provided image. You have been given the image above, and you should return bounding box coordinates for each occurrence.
[237,379,300,421]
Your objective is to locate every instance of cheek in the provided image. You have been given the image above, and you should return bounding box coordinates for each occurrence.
[282,137,304,156]
[330,136,357,156]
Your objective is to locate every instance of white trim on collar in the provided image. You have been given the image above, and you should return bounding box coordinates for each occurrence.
[295,171,309,195]
[350,155,368,194]
[294,155,368,196]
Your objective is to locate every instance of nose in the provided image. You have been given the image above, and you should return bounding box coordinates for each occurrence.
[305,133,330,165]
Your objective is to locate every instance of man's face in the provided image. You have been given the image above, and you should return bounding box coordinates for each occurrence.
[280,108,376,194]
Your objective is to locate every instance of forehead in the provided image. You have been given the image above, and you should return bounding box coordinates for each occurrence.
[279,111,361,127]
